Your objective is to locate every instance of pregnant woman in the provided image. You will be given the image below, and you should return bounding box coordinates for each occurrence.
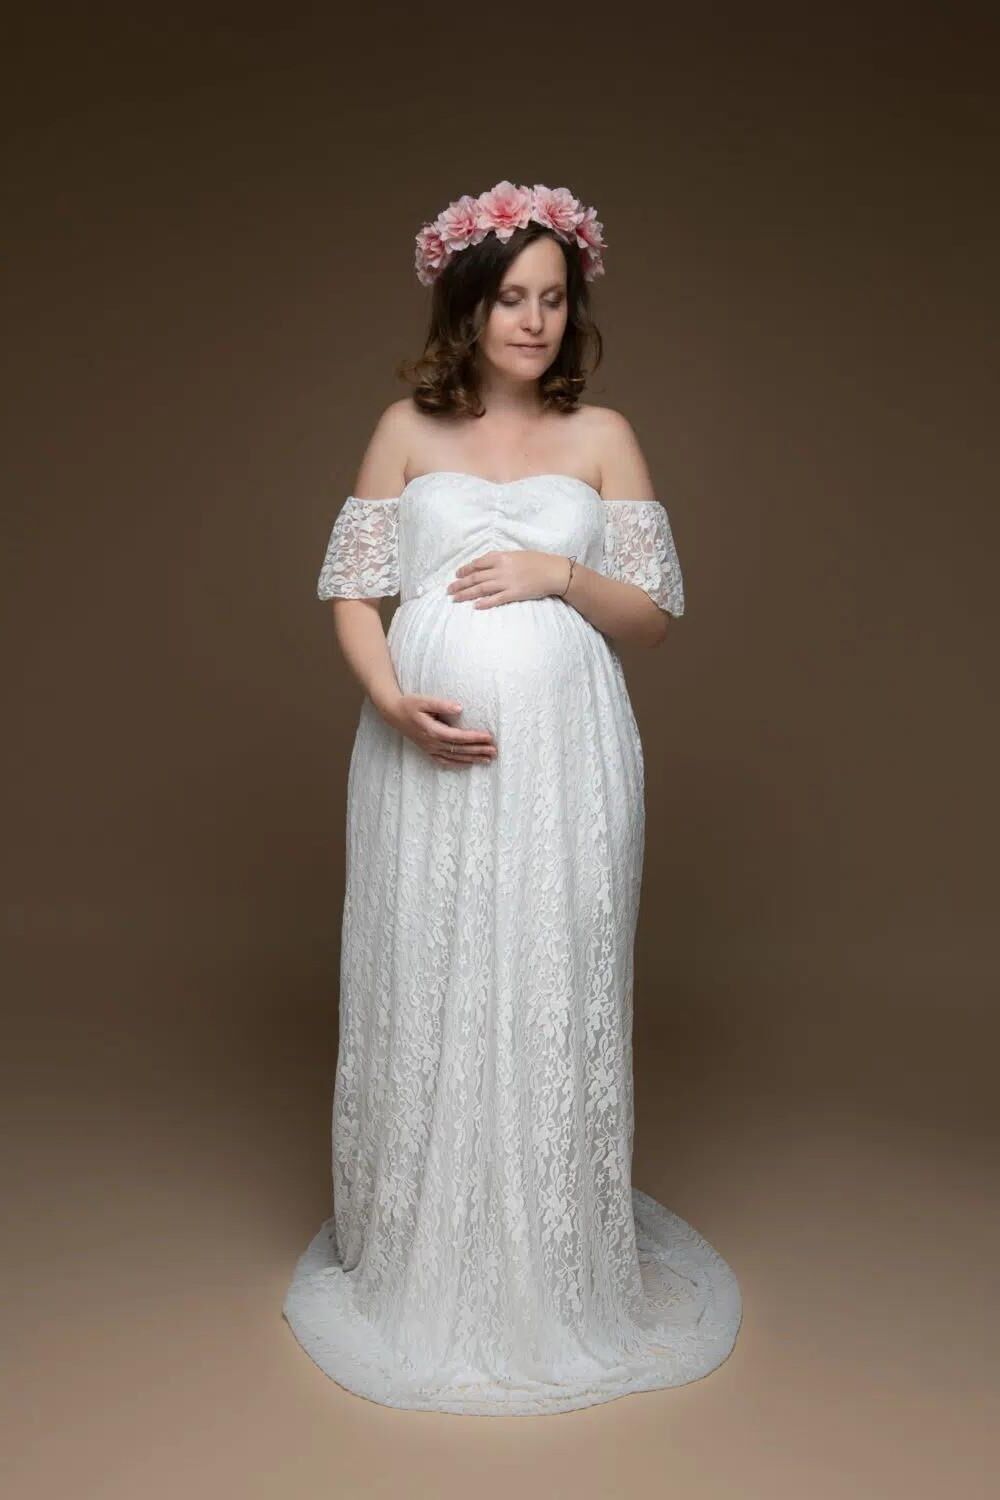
[283,180,742,1414]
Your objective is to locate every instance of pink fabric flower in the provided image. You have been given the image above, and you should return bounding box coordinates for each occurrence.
[476,180,534,241]
[437,194,488,253]
[574,204,606,254]
[574,204,606,280]
[414,222,452,286]
[581,246,605,280]
[530,185,584,238]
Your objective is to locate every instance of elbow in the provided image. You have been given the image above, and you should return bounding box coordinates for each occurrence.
[647,604,672,647]
[650,597,684,644]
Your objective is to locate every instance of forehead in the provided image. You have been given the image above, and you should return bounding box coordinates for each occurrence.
[500,237,567,287]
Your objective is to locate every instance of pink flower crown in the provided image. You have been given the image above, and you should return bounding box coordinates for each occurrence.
[414,179,607,287]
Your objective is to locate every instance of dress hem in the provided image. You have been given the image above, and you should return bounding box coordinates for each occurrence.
[282,1187,743,1417]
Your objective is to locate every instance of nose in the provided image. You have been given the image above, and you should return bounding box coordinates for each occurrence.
[521,301,545,333]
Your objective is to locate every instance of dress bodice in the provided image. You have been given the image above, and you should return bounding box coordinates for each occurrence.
[397,471,608,604]
[316,470,685,617]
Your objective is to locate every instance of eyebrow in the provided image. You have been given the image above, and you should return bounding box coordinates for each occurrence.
[500,282,566,292]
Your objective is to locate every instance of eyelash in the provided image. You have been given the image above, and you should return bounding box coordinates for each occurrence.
[500,296,565,308]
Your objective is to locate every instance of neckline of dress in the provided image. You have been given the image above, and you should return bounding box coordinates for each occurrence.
[400,470,604,505]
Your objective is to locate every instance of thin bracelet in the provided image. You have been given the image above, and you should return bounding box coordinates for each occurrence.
[559,555,577,598]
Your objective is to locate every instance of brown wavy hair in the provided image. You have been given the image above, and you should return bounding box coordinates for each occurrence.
[397,224,603,418]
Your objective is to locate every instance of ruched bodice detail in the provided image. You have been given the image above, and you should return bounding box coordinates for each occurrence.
[395,471,609,603]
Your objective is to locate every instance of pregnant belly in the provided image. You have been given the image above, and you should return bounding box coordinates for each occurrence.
[388,591,613,732]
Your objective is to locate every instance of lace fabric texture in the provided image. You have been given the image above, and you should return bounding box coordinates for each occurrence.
[601,498,685,616]
[315,480,685,616]
[288,473,740,1414]
[317,494,401,599]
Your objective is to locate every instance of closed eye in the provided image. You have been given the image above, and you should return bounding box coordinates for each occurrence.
[499,295,565,308]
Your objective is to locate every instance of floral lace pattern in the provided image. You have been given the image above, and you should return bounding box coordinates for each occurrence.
[602,499,685,617]
[289,474,740,1413]
[317,496,400,599]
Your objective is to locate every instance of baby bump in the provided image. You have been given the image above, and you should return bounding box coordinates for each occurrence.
[387,590,610,731]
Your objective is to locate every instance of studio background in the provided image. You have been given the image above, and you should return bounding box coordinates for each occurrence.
[4,6,997,1497]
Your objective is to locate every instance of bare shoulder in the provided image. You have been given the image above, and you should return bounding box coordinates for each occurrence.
[350,397,418,499]
[584,405,656,501]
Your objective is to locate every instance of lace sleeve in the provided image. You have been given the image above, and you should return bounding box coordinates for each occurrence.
[602,499,685,617]
[317,496,400,600]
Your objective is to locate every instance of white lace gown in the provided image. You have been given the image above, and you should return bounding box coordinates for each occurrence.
[283,470,742,1414]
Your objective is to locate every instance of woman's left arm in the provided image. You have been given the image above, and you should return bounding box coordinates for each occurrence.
[560,409,683,647]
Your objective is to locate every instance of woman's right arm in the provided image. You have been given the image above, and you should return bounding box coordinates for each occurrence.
[330,595,406,721]
[328,401,410,715]
[322,403,498,768]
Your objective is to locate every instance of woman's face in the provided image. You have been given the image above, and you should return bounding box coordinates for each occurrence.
[477,235,569,382]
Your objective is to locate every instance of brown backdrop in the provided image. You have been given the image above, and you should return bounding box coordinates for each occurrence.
[5,6,998,1497]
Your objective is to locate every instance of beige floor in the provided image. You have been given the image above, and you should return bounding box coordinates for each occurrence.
[5,940,997,1500]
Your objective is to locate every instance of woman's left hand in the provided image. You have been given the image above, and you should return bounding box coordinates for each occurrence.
[447,549,572,609]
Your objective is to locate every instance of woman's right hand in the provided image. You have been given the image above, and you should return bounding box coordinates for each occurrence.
[377,693,498,768]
